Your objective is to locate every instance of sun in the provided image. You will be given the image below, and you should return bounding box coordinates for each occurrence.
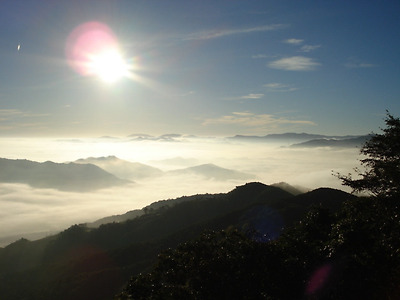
[88,49,129,83]
[66,22,133,84]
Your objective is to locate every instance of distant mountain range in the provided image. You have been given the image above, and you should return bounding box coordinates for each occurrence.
[228,133,370,148]
[0,157,257,191]
[229,133,327,142]
[75,156,254,181]
[128,133,183,142]
[89,132,372,148]
[290,135,370,148]
[0,158,130,192]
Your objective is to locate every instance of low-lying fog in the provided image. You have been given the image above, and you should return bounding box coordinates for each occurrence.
[0,136,361,246]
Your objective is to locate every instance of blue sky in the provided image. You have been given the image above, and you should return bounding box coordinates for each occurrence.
[0,0,399,137]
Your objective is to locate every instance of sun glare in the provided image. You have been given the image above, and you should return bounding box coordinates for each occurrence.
[88,49,129,83]
[66,22,132,84]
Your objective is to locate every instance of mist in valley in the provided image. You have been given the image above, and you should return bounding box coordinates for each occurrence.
[0,135,360,246]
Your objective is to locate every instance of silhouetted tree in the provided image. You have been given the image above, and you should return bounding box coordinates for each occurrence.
[116,229,295,299]
[338,112,400,198]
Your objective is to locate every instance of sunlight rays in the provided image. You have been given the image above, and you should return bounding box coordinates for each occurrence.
[66,22,135,84]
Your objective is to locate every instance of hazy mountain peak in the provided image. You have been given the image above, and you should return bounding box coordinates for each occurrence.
[0,158,129,192]
[128,133,154,138]
[289,135,370,148]
[74,156,163,180]
[168,163,256,181]
[271,182,309,195]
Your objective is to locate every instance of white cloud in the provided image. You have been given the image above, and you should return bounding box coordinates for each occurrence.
[203,112,316,128]
[284,39,321,53]
[269,56,320,71]
[299,44,321,52]
[183,24,287,41]
[344,57,378,69]
[284,38,304,45]
[264,83,298,92]
[241,93,264,99]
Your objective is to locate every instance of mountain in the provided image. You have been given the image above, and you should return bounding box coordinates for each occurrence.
[167,163,256,181]
[271,182,309,195]
[88,209,144,228]
[0,182,354,300]
[128,133,182,142]
[88,192,227,228]
[229,133,327,143]
[290,135,370,148]
[228,133,363,144]
[75,156,163,180]
[0,158,130,191]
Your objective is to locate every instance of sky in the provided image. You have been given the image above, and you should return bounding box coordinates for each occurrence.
[0,0,399,137]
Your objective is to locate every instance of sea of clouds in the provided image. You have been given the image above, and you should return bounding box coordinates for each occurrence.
[0,136,360,246]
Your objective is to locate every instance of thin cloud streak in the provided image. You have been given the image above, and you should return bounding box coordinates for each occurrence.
[0,109,50,132]
[264,83,298,92]
[284,38,304,45]
[0,109,49,119]
[182,24,288,41]
[344,62,377,68]
[241,93,264,99]
[0,109,23,117]
[269,56,320,71]
[300,44,321,52]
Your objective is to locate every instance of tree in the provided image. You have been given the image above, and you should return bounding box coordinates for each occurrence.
[115,229,303,300]
[338,112,400,198]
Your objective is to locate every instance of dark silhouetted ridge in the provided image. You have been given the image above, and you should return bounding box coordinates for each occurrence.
[0,182,354,300]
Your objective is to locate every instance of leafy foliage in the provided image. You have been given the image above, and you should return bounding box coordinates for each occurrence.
[325,196,400,299]
[338,113,400,198]
[116,229,298,300]
[117,197,400,299]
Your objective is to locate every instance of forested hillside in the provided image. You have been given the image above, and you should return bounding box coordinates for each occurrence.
[117,195,400,299]
[0,183,351,300]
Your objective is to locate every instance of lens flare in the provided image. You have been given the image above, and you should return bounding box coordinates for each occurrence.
[241,205,284,242]
[306,263,333,296]
[66,22,130,83]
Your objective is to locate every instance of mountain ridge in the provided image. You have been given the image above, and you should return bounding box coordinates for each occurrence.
[75,156,163,180]
[0,158,130,192]
[167,163,256,181]
[228,132,363,142]
[289,135,370,148]
[0,182,354,300]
